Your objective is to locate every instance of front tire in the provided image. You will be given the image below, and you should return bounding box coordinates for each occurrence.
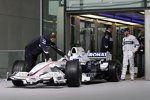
[107,60,121,82]
[12,80,24,87]
[65,60,82,87]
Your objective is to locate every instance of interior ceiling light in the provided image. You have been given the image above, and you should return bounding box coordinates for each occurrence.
[80,14,142,25]
[140,12,144,14]
[80,17,94,22]
[81,14,106,19]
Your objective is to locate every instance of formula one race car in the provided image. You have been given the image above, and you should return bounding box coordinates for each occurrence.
[7,46,121,87]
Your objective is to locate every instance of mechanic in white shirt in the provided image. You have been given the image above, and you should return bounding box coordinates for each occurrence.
[121,28,139,80]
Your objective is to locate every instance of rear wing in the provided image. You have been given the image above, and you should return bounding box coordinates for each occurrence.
[87,52,112,61]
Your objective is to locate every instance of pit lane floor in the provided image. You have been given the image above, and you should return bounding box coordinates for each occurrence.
[0,78,150,100]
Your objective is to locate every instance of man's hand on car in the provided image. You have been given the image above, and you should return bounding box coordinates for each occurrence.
[47,58,52,62]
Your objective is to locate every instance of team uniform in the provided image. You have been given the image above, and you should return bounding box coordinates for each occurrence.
[121,34,139,80]
[100,30,113,52]
[25,34,65,72]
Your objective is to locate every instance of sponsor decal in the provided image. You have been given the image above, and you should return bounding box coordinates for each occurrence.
[109,37,113,41]
[42,39,46,44]
[85,73,96,77]
[124,41,134,44]
[88,52,106,57]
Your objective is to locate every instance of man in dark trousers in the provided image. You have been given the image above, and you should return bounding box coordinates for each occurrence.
[137,28,145,78]
[100,25,113,53]
[25,32,65,72]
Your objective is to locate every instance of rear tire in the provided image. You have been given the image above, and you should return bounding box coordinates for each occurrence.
[107,60,121,82]
[11,60,27,74]
[65,60,82,87]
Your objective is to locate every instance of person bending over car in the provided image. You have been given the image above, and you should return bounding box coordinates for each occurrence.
[25,32,65,72]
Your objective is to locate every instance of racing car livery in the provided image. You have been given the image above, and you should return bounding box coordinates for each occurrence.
[8,47,121,87]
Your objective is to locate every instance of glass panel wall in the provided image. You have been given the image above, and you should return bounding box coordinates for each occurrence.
[147,0,150,6]
[43,0,64,60]
[43,0,58,34]
[66,0,144,10]
[80,21,95,52]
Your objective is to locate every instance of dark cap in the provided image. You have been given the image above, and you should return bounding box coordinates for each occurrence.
[49,32,56,38]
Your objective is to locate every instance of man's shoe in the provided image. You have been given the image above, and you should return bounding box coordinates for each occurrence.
[130,78,134,81]
[121,76,125,81]
[121,78,125,81]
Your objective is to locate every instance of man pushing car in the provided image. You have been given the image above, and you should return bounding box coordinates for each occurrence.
[25,32,65,72]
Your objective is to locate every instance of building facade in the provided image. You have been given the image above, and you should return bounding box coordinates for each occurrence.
[0,0,150,80]
[0,0,40,78]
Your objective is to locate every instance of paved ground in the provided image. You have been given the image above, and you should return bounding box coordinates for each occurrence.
[0,78,150,100]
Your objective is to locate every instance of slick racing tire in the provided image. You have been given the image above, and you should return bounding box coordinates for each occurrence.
[65,60,82,87]
[11,60,27,74]
[12,80,24,87]
[107,60,121,82]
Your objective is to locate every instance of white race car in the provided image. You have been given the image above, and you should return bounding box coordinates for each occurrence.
[8,46,121,87]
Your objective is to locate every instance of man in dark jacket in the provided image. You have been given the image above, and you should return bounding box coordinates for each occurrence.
[100,25,113,53]
[25,32,65,72]
[137,28,145,78]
